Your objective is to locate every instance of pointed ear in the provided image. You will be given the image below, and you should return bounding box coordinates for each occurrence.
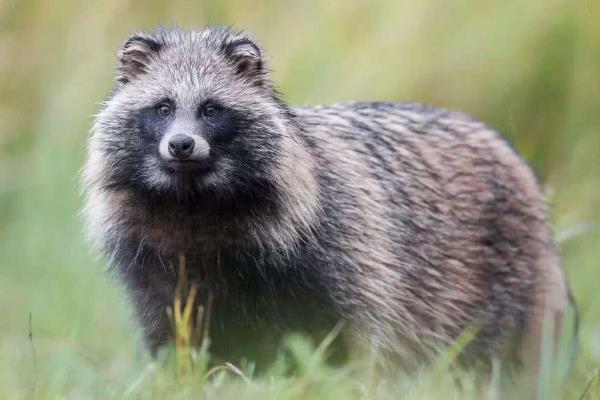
[117,33,162,84]
[222,37,265,83]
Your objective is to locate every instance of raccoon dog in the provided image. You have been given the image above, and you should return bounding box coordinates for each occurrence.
[83,27,574,372]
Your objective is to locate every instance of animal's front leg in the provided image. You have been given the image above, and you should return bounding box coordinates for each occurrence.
[116,245,178,355]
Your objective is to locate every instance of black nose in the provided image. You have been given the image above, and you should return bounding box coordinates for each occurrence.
[168,134,195,159]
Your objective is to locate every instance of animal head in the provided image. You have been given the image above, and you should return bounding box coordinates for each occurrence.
[87,27,291,202]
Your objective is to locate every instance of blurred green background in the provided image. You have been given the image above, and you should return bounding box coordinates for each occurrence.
[0,0,599,398]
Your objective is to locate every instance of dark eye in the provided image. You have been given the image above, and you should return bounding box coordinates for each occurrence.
[157,103,172,117]
[201,104,219,118]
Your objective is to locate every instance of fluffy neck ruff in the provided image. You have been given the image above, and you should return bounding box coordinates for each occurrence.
[83,121,320,259]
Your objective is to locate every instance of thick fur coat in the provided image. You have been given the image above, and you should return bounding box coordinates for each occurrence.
[83,27,573,370]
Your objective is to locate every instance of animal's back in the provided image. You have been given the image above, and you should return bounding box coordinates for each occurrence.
[294,101,570,366]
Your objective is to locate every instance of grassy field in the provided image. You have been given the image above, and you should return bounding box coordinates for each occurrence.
[0,0,599,398]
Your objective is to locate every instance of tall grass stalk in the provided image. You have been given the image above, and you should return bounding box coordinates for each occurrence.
[168,254,213,374]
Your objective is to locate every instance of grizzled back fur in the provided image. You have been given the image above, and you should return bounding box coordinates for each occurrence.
[83,26,574,374]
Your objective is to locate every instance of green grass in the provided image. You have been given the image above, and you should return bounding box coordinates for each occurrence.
[1,0,599,398]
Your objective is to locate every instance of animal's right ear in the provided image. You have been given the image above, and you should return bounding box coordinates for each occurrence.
[116,33,162,84]
[222,36,265,84]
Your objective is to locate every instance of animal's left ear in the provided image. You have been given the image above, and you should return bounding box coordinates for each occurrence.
[117,33,162,84]
[222,36,265,83]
